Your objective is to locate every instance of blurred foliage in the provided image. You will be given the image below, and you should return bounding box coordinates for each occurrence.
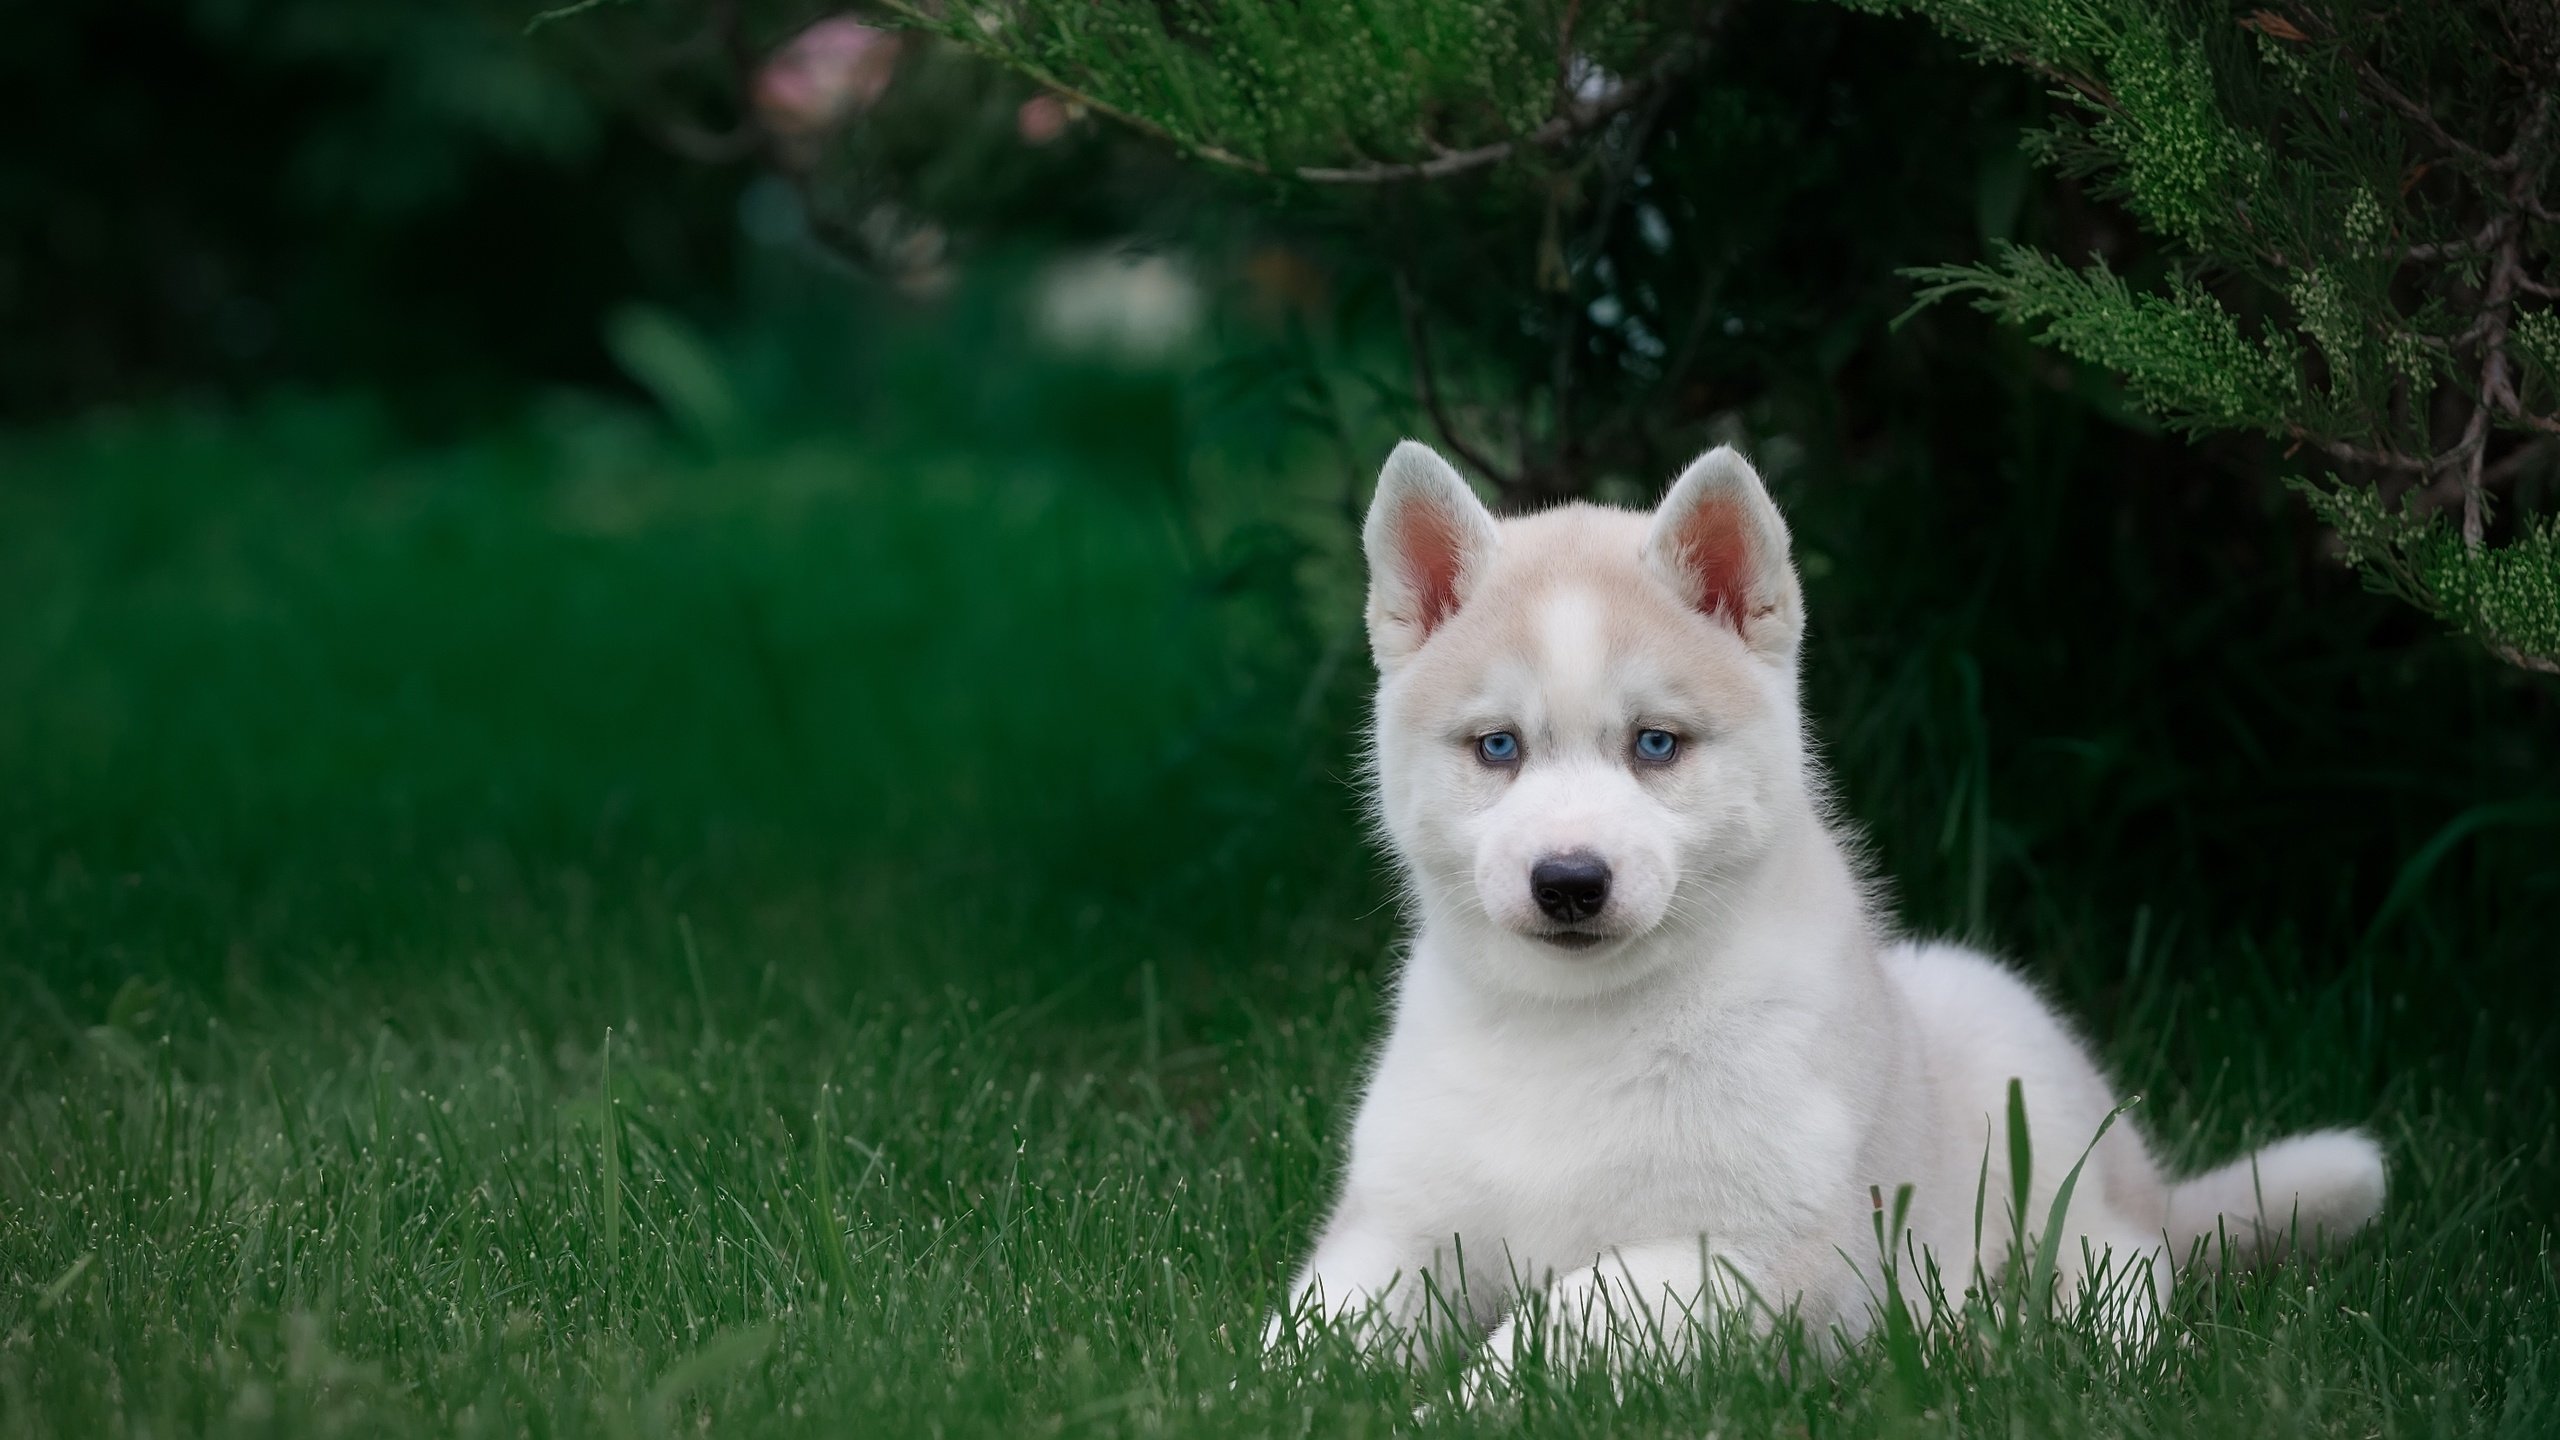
[8,251,2552,1014]
[0,265,1366,1013]
[736,0,2560,672]
[862,0,2047,508]
[25,0,2558,677]
[0,0,738,424]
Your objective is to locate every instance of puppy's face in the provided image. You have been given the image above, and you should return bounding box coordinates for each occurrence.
[1362,444,1806,994]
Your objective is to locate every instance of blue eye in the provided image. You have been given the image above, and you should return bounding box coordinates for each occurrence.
[1634,729,1680,762]
[1476,731,1521,764]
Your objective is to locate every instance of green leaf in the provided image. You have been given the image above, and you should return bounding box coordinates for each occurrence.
[604,304,742,449]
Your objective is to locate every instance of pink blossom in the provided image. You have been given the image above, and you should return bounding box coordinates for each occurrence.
[754,17,902,140]
[1016,94,1070,146]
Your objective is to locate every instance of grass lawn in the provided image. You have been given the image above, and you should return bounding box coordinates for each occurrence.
[4,382,2556,1437]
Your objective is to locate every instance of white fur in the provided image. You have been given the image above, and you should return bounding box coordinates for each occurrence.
[1266,442,2387,1387]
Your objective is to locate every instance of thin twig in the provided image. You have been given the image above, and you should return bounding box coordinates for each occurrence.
[2454,154,2545,546]
[1590,275,1722,464]
[2292,427,2430,474]
[1544,51,1688,486]
[2016,55,2118,115]
[2493,90,2554,172]
[1393,269,1518,494]
[1294,41,1708,185]
[871,0,1272,174]
[2490,643,2560,674]
[2327,38,2560,548]
[2451,401,2494,547]
[2404,217,2506,263]
[2410,309,2505,353]
[2287,5,2504,171]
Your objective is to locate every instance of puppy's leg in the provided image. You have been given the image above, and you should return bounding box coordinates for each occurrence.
[1264,1224,1469,1363]
[2052,1212,2169,1350]
[1466,1237,1759,1398]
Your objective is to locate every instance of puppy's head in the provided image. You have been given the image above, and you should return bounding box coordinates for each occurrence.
[1363,441,1808,996]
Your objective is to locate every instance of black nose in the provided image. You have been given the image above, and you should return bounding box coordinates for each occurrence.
[1530,851,1612,923]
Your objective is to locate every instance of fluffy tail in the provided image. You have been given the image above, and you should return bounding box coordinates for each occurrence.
[2166,1128,2387,1270]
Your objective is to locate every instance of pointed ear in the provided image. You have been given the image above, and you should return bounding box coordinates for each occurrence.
[1363,441,1500,667]
[1642,446,1803,661]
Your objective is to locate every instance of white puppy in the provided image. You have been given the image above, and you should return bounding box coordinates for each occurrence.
[1267,441,2386,1383]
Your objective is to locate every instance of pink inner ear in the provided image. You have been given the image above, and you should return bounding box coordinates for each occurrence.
[1671,498,1754,629]
[1397,500,1469,636]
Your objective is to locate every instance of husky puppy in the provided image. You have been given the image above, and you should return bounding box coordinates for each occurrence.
[1270,441,2386,1380]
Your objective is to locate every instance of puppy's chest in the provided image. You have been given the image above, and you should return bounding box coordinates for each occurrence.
[1365,1009,1844,1244]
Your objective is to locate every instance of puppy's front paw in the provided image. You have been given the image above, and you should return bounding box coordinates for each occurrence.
[2074,1287,2161,1354]
[1456,1318,1523,1407]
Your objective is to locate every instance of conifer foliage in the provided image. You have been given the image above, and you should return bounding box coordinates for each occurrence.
[653,2,2560,670]
[867,0,1751,508]
[1864,0,2560,670]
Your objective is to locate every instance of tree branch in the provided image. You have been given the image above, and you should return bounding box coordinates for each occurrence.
[2453,149,2547,545]
[2493,89,2554,173]
[2490,643,2560,674]
[2404,217,2506,263]
[2353,61,2556,549]
[2291,426,2430,474]
[1295,38,1711,185]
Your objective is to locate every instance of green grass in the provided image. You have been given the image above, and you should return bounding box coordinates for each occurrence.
[4,367,2557,1436]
